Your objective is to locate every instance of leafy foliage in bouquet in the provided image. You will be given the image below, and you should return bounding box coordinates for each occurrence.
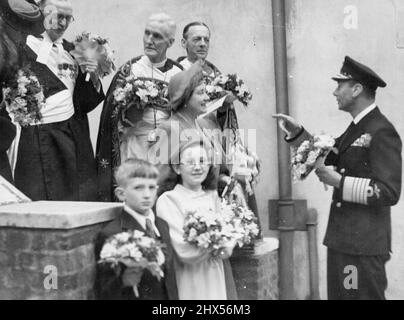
[291,134,336,181]
[98,230,166,282]
[221,200,260,248]
[1,67,45,127]
[183,208,234,256]
[70,31,116,79]
[205,73,253,107]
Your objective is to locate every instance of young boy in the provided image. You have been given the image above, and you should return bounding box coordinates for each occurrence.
[94,159,178,300]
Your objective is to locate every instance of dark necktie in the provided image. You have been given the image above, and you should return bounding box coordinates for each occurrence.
[145,218,157,239]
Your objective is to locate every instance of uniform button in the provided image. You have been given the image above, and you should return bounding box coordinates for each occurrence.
[336,202,342,208]
[340,168,346,174]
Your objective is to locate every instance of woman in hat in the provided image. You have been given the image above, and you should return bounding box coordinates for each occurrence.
[0,0,44,183]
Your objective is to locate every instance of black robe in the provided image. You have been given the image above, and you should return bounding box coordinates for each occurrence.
[96,56,183,202]
[12,38,105,201]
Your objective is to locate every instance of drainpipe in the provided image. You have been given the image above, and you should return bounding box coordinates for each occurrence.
[272,0,296,300]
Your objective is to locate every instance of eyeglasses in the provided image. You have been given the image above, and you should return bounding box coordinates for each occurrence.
[57,14,75,24]
[180,159,211,167]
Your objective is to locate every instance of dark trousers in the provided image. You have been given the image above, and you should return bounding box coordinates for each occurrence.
[327,248,390,300]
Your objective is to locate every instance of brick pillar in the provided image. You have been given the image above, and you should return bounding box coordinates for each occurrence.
[230,238,279,300]
[0,201,121,300]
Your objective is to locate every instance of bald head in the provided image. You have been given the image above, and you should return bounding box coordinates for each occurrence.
[146,13,176,42]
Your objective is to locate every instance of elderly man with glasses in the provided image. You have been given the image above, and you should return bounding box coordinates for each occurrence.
[8,0,105,201]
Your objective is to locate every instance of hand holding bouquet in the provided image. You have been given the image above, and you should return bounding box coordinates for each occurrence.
[98,230,165,297]
[291,134,337,183]
[70,31,115,82]
[206,73,253,107]
[183,208,235,257]
[1,68,45,127]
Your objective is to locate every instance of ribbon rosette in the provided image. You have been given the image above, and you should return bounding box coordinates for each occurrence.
[70,31,116,82]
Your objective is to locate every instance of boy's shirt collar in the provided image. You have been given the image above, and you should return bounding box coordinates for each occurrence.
[123,204,160,237]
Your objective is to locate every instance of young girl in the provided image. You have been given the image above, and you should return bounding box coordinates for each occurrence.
[156,140,237,300]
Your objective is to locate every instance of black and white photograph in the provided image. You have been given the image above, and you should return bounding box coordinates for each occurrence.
[0,0,403,302]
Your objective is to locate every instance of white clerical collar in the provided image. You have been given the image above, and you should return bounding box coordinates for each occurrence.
[145,55,167,69]
[123,204,160,236]
[353,103,377,124]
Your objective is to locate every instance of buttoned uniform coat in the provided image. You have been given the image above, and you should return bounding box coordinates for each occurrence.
[94,209,178,300]
[290,107,402,255]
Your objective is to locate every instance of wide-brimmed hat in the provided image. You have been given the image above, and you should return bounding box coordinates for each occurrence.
[168,60,204,111]
[0,0,45,36]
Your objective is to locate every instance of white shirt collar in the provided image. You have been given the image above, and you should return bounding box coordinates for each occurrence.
[353,103,377,124]
[123,204,160,237]
[145,55,167,69]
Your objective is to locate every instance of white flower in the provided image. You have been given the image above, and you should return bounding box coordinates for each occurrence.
[35,92,45,102]
[17,75,30,85]
[188,228,198,239]
[218,75,229,84]
[15,97,27,107]
[115,232,130,243]
[147,86,159,98]
[306,151,318,166]
[113,88,126,102]
[196,233,211,248]
[313,135,335,149]
[127,244,143,261]
[138,236,154,248]
[100,243,117,259]
[156,249,165,265]
[133,230,145,239]
[17,84,28,95]
[136,88,149,103]
[236,84,249,97]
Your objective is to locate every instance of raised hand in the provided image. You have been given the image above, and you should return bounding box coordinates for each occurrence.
[272,113,303,138]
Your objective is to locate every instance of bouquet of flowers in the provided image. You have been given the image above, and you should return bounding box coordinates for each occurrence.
[220,200,260,248]
[70,31,115,81]
[1,68,45,127]
[205,73,253,107]
[291,134,336,181]
[98,230,166,297]
[183,208,235,257]
[227,141,261,196]
[112,77,169,125]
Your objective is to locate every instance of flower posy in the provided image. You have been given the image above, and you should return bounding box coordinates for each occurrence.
[112,77,169,117]
[70,31,116,79]
[98,230,166,288]
[221,200,260,247]
[206,73,253,107]
[2,68,45,127]
[291,134,336,181]
[183,208,234,256]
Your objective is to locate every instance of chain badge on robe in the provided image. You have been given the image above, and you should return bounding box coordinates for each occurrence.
[58,63,78,80]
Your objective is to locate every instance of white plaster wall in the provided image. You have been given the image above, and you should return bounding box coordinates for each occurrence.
[64,0,404,299]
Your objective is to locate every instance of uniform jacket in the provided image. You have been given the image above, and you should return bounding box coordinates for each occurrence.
[94,209,178,300]
[290,107,402,255]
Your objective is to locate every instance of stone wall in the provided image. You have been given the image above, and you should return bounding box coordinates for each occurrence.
[0,201,121,300]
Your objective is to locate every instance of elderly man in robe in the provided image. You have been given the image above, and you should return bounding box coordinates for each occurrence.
[96,13,183,202]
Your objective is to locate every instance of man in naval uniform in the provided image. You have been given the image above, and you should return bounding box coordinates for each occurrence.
[11,0,105,201]
[274,56,402,300]
[96,13,183,202]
